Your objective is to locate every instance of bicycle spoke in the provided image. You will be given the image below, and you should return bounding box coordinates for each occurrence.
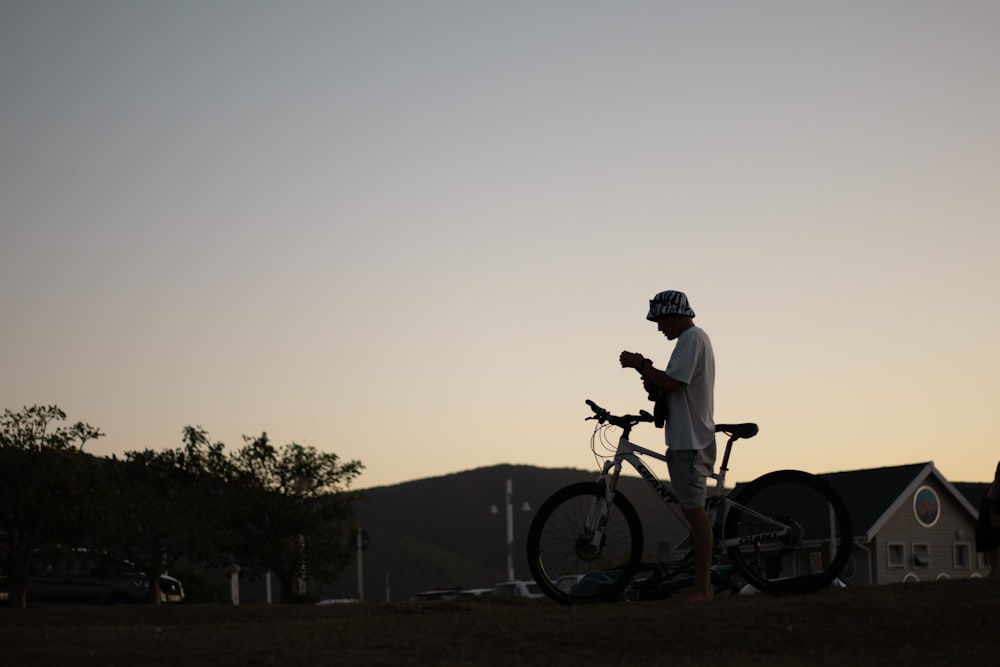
[526,482,643,603]
[724,470,852,595]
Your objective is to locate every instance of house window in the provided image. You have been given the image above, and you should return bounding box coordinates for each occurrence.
[887,542,905,568]
[913,543,932,568]
[954,543,971,569]
[913,486,941,527]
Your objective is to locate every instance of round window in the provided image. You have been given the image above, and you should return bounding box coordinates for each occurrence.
[913,485,941,527]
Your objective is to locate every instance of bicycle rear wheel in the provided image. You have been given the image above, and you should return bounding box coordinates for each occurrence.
[723,469,853,595]
[526,482,643,604]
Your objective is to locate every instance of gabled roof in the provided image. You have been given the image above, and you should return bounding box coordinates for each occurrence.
[820,462,980,542]
[951,481,990,511]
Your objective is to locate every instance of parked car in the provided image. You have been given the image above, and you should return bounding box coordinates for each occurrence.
[158,573,185,603]
[492,580,544,599]
[26,552,184,606]
[456,587,493,599]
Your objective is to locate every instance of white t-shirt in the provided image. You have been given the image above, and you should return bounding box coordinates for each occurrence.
[664,326,715,450]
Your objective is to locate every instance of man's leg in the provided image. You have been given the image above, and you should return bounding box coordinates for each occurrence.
[989,549,999,577]
[681,505,713,602]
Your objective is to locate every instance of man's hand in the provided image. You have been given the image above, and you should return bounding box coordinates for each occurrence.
[619,350,646,369]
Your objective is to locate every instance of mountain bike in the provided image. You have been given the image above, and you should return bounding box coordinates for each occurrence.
[525,400,853,604]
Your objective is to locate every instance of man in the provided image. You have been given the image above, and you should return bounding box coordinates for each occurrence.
[620,290,716,602]
[975,461,1000,577]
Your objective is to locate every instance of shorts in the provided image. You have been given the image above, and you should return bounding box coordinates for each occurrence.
[666,441,717,510]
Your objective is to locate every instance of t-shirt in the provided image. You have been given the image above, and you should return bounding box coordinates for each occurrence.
[663,326,715,450]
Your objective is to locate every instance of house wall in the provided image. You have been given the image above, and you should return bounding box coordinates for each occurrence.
[840,540,874,586]
[869,477,987,584]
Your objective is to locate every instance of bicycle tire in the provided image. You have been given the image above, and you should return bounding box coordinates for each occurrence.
[526,482,643,604]
[723,469,853,595]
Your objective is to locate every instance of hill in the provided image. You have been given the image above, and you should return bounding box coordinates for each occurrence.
[321,464,694,601]
[211,464,991,604]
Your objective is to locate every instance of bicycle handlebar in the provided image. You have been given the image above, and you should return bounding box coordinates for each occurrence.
[585,399,655,429]
[588,399,760,442]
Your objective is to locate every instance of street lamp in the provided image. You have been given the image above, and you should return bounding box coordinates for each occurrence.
[489,479,532,581]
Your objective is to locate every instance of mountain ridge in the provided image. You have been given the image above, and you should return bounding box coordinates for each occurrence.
[324,463,692,601]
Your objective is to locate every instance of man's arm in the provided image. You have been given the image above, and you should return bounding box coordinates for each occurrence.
[619,350,685,393]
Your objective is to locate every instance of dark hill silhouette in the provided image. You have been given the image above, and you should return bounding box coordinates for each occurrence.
[321,464,695,602]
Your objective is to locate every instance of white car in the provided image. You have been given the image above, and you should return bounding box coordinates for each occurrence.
[492,580,544,599]
[456,587,493,599]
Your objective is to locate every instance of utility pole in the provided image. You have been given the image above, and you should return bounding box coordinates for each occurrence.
[490,479,531,582]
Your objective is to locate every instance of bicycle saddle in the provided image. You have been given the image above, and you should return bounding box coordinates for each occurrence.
[714,423,759,439]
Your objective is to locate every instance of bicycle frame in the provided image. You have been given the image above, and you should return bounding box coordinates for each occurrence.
[528,402,853,602]
[586,424,798,556]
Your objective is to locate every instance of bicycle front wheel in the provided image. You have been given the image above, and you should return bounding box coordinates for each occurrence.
[526,482,643,604]
[723,470,853,595]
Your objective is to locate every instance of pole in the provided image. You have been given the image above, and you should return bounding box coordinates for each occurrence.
[297,534,306,596]
[357,527,365,602]
[226,564,240,605]
[506,479,515,581]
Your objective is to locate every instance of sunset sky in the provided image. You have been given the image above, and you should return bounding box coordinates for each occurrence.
[3,1,998,494]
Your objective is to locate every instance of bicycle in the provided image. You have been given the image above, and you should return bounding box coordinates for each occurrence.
[525,400,853,604]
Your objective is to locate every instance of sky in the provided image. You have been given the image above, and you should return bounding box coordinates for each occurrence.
[2,1,999,494]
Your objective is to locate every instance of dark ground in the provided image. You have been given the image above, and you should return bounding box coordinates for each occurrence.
[3,577,999,666]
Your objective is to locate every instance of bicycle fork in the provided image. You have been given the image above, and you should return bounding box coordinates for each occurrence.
[581,461,625,555]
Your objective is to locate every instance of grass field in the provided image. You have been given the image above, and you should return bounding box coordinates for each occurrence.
[4,578,999,666]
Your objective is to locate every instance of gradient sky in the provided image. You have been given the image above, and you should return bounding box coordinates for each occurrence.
[3,1,998,494]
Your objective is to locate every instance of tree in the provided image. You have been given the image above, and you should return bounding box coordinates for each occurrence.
[226,433,364,602]
[102,426,232,604]
[0,405,104,609]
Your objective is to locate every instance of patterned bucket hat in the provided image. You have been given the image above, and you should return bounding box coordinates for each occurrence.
[646,290,696,320]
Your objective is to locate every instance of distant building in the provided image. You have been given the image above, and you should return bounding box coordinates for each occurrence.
[822,462,990,585]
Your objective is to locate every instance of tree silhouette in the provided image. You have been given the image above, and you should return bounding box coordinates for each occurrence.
[226,433,364,602]
[1,407,365,607]
[0,406,104,608]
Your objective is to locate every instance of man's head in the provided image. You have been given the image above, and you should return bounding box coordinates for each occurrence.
[646,290,696,340]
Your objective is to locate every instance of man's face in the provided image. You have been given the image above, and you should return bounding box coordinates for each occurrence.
[655,315,685,340]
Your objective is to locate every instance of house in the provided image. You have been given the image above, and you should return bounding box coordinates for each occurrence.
[821,462,990,585]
